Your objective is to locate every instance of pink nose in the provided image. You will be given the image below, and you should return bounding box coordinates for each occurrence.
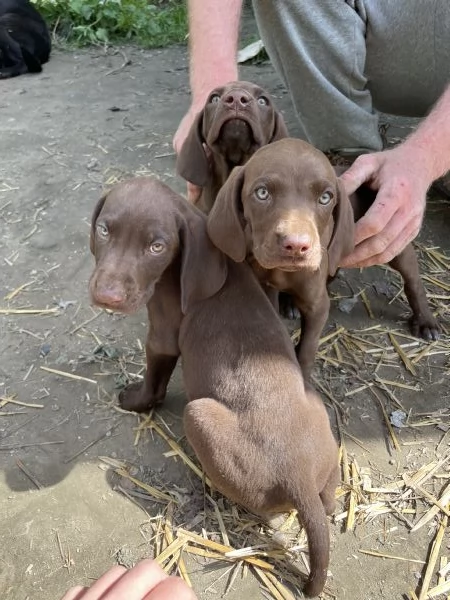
[93,286,126,307]
[223,90,251,108]
[279,233,311,254]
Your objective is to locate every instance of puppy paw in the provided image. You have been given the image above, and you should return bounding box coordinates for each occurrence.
[119,382,155,413]
[278,293,301,320]
[409,315,440,341]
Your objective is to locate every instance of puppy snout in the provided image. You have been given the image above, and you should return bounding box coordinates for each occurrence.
[92,284,127,308]
[223,90,252,109]
[279,233,312,255]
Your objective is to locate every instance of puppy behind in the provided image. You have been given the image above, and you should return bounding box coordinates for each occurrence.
[0,0,51,79]
[177,81,288,213]
[89,177,339,597]
[207,138,439,379]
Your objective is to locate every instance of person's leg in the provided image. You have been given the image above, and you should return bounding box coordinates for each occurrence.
[364,1,450,117]
[252,0,450,153]
[252,0,381,152]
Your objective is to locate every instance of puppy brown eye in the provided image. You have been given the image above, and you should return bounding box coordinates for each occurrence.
[96,223,109,238]
[209,93,220,104]
[255,186,270,201]
[319,191,333,205]
[149,241,165,254]
[257,96,269,106]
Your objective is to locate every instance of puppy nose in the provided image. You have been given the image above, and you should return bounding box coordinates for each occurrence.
[223,90,251,108]
[93,286,126,307]
[279,233,311,254]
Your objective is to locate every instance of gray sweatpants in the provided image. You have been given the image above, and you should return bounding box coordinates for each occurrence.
[252,0,450,152]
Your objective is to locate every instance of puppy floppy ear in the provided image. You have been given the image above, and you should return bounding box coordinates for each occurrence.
[327,180,355,276]
[178,209,228,314]
[176,111,210,187]
[90,193,107,254]
[207,166,247,263]
[270,110,289,142]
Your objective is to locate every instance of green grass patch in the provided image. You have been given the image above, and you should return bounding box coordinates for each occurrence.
[32,0,187,47]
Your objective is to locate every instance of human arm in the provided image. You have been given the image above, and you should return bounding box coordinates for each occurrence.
[340,85,450,268]
[173,0,243,158]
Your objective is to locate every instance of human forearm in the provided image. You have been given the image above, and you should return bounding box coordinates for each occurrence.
[188,0,243,107]
[401,85,450,182]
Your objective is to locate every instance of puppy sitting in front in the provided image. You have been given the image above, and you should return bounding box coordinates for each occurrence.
[89,177,339,597]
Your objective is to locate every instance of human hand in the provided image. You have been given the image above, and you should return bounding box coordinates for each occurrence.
[61,559,198,600]
[173,105,203,203]
[339,146,432,268]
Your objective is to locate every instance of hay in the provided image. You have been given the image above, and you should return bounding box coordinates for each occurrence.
[40,366,98,385]
[15,458,43,489]
[418,512,448,599]
[71,240,450,596]
[0,307,59,315]
[358,550,425,565]
[100,402,449,599]
[0,394,44,409]
[3,232,449,598]
[3,280,36,301]
[98,413,319,597]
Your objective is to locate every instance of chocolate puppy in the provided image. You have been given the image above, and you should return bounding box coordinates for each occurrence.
[207,138,439,380]
[177,81,288,213]
[89,177,339,597]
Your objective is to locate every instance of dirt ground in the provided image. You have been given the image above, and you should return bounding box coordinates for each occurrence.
[1,28,450,600]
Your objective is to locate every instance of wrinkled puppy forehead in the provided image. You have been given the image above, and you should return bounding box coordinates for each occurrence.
[211,80,270,98]
[101,177,180,224]
[244,138,336,182]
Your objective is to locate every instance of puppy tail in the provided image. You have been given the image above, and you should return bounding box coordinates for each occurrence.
[293,491,330,598]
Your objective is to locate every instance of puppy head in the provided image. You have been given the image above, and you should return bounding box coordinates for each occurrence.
[89,178,227,315]
[176,81,288,187]
[208,139,354,275]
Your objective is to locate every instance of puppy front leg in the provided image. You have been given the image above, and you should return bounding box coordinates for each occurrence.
[293,285,330,382]
[389,244,439,341]
[119,335,179,412]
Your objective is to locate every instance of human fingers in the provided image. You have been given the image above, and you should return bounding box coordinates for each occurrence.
[351,186,402,247]
[352,155,429,248]
[142,576,198,600]
[341,208,420,268]
[60,585,88,600]
[72,566,127,600]
[357,217,421,268]
[100,559,168,599]
[339,154,381,196]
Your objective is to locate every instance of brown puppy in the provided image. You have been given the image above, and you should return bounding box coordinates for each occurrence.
[176,81,288,213]
[207,138,439,380]
[89,177,339,598]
